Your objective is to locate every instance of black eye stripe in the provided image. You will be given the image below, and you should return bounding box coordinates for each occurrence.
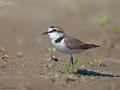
[48,29,61,33]
[48,29,56,33]
[52,29,57,32]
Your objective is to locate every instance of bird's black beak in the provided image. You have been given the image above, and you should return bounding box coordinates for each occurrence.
[42,31,48,35]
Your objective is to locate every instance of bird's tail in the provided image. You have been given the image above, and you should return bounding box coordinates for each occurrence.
[86,44,100,49]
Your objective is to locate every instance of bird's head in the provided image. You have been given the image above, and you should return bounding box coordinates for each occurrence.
[42,26,65,40]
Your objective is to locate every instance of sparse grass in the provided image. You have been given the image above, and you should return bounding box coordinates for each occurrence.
[64,59,80,75]
[0,47,10,63]
[114,27,120,33]
[51,59,81,84]
[42,46,57,72]
[50,59,81,84]
[108,0,116,10]
[2,53,9,58]
[97,57,102,65]
[67,7,75,16]
[89,57,105,66]
[89,61,93,65]
[1,53,10,63]
[42,45,58,61]
[41,58,81,84]
[42,45,56,52]
[77,0,89,15]
[21,63,25,68]
[46,62,55,72]
[96,15,114,34]
[95,15,115,49]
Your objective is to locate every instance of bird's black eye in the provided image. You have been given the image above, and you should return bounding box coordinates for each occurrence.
[50,26,55,28]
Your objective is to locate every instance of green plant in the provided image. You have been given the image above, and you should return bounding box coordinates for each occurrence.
[64,59,80,74]
[89,57,103,66]
[42,45,57,61]
[77,0,89,15]
[2,53,9,60]
[114,27,120,33]
[42,45,56,52]
[95,15,114,49]
[46,62,55,71]
[108,0,116,10]
[74,59,80,66]
[96,15,114,33]
[97,57,102,64]
[21,63,25,68]
[3,53,8,57]
[50,59,81,84]
[0,48,10,63]
[67,7,75,16]
[89,61,93,65]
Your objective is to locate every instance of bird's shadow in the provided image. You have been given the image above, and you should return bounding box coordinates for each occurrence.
[77,69,120,77]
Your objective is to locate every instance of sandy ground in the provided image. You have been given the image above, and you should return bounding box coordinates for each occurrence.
[0,0,120,90]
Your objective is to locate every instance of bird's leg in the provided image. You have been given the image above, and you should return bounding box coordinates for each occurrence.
[71,56,73,66]
[69,54,74,67]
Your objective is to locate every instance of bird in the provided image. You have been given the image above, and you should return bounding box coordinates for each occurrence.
[42,26,100,66]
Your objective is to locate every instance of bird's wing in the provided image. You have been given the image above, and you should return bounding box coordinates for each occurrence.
[64,35,99,49]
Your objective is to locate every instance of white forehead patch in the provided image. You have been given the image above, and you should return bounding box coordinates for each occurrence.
[48,28,56,32]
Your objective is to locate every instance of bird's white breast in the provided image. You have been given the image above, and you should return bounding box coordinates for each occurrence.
[51,38,85,54]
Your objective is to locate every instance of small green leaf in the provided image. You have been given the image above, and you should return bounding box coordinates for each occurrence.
[73,59,80,66]
[48,63,53,68]
[97,57,102,63]
[115,27,120,32]
[100,15,107,22]
[99,15,113,23]
[42,48,49,52]
[51,46,56,51]
[89,61,93,65]
[3,53,8,57]
[64,65,70,70]
[107,17,114,23]
[67,7,74,16]
[17,51,22,57]
[108,0,116,9]
[21,63,25,68]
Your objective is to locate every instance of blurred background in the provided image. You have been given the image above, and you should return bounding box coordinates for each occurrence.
[0,0,120,59]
